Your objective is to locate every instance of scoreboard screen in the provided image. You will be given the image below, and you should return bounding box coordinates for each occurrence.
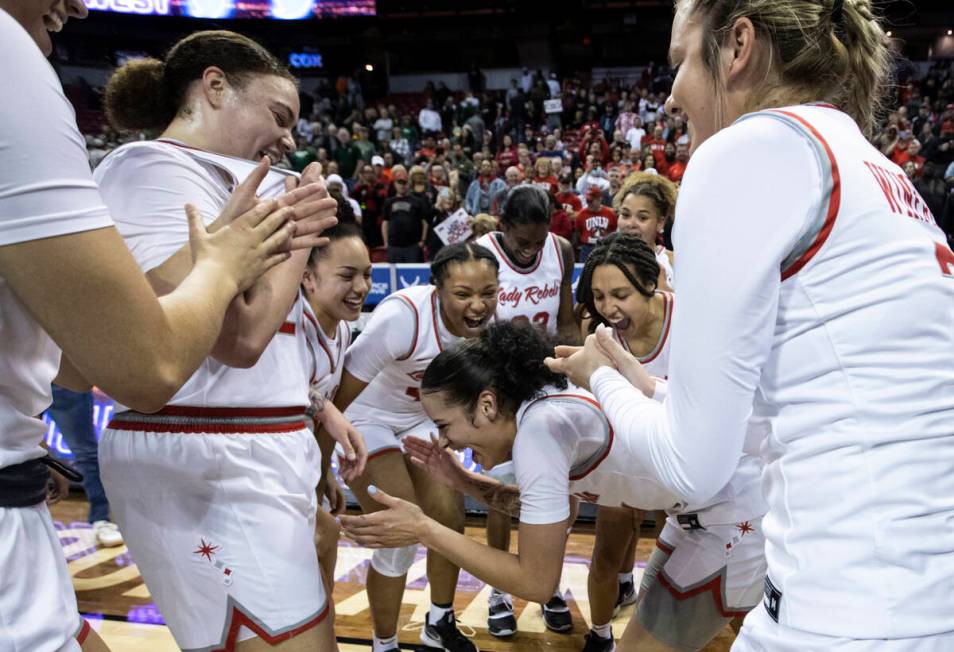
[83,0,375,20]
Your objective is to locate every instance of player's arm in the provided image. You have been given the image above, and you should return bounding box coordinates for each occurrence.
[403,435,521,515]
[555,236,580,345]
[0,208,293,413]
[553,117,821,505]
[342,491,568,604]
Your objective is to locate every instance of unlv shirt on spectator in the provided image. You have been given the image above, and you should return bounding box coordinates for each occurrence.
[577,205,617,245]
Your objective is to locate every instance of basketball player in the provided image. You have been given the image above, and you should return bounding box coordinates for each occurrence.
[547,1,954,650]
[337,321,763,652]
[474,184,578,636]
[93,32,359,652]
[301,222,372,600]
[333,242,498,652]
[576,233,766,651]
[589,174,678,630]
[0,6,320,652]
[615,173,676,290]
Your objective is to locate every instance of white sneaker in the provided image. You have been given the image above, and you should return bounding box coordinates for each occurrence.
[93,520,124,547]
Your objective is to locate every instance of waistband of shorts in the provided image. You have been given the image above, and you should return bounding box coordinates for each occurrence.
[107,405,308,434]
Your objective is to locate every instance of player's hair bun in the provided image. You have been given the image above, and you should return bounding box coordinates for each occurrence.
[104,58,172,132]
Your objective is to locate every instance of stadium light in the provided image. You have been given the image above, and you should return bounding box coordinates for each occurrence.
[365,64,374,72]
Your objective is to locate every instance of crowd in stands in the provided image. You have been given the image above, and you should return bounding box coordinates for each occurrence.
[74,60,954,264]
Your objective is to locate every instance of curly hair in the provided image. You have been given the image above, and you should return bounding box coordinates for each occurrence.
[422,321,567,416]
[615,171,678,219]
[576,233,660,334]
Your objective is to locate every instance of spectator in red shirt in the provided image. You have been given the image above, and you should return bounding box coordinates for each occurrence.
[547,192,574,241]
[643,124,667,166]
[555,174,582,217]
[495,133,519,169]
[667,142,690,183]
[353,163,388,247]
[577,185,617,262]
[532,156,559,195]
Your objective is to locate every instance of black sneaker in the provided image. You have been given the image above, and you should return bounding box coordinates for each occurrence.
[542,594,573,633]
[581,630,616,652]
[487,590,516,637]
[613,579,637,615]
[420,611,479,651]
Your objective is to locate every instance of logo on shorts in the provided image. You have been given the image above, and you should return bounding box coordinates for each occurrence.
[763,575,782,623]
[194,538,234,586]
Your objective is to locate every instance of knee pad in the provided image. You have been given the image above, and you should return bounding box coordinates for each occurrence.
[370,545,418,577]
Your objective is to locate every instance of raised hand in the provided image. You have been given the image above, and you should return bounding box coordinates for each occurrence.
[544,333,614,391]
[186,195,296,295]
[404,434,467,490]
[338,485,427,548]
[593,323,655,397]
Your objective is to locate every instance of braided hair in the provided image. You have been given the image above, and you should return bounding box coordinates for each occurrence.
[422,321,567,416]
[429,241,499,288]
[576,232,660,334]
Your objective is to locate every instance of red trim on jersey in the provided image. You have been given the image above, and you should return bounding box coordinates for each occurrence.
[812,102,840,111]
[107,420,307,434]
[655,538,675,555]
[770,110,842,281]
[656,569,749,618]
[107,405,308,434]
[639,292,673,365]
[279,321,297,335]
[392,294,420,361]
[75,619,91,644]
[306,309,342,375]
[487,232,546,274]
[430,291,445,352]
[211,601,330,652]
[525,393,615,481]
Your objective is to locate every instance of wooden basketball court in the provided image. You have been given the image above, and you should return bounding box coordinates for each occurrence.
[51,496,736,651]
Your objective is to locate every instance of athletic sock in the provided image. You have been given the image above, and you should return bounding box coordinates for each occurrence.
[592,622,613,639]
[618,571,634,584]
[429,601,454,624]
[372,633,398,652]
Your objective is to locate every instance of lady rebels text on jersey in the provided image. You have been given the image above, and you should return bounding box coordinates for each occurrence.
[476,231,564,334]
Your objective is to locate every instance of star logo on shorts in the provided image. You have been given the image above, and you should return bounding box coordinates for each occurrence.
[736,521,754,536]
[194,539,219,561]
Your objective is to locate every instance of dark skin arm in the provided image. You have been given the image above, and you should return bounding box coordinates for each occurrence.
[556,236,580,345]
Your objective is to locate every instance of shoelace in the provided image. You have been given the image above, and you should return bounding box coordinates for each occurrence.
[401,618,477,640]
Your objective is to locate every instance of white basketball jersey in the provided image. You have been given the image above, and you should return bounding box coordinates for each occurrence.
[737,105,954,636]
[656,245,674,289]
[513,387,686,521]
[347,285,458,425]
[476,232,564,335]
[95,140,310,408]
[301,296,351,402]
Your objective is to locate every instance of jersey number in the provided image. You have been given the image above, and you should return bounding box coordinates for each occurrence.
[511,312,550,329]
[405,387,421,402]
[936,242,954,278]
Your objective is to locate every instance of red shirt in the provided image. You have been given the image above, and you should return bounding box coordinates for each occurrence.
[496,148,518,169]
[532,175,559,195]
[549,208,574,241]
[667,160,688,183]
[555,191,582,215]
[576,205,617,244]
